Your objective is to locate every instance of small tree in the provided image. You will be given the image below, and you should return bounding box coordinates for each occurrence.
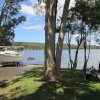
[75,0,100,70]
[0,0,26,45]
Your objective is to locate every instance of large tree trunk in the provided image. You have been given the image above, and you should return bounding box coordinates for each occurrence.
[44,0,57,81]
[55,0,70,75]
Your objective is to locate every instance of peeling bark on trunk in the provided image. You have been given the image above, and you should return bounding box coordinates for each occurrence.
[44,0,57,81]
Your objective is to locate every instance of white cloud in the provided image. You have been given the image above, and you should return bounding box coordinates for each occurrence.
[58,0,75,8]
[70,0,75,8]
[57,0,75,19]
[23,25,44,30]
[29,0,37,5]
[20,0,75,16]
[20,4,36,15]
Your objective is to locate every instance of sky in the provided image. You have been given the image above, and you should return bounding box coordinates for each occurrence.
[14,0,99,45]
[14,0,45,43]
[14,0,75,43]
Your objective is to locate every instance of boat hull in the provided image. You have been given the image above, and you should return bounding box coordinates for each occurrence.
[0,54,23,63]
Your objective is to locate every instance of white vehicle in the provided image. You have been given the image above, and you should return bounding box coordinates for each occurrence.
[0,46,24,66]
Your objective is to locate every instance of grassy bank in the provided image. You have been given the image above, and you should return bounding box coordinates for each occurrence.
[3,67,100,100]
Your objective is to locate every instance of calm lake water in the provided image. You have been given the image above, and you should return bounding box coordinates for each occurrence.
[22,49,100,70]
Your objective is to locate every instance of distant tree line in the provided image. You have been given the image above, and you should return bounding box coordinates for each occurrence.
[13,42,45,50]
[13,42,100,50]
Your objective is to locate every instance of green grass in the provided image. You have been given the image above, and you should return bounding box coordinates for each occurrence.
[4,67,100,100]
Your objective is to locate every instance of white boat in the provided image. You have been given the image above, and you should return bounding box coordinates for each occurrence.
[0,46,24,65]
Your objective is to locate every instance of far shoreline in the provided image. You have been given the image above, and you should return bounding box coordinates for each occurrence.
[13,42,100,50]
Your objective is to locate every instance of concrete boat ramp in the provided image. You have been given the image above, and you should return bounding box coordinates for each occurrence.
[0,64,43,81]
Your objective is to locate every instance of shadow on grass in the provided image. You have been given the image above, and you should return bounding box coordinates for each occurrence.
[9,68,100,100]
[0,80,8,88]
[0,80,8,100]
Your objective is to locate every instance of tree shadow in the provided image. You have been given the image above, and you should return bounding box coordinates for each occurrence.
[0,80,8,100]
[8,68,100,100]
[11,81,100,100]
[0,80,8,88]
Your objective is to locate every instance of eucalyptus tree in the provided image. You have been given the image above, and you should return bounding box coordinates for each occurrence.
[70,0,91,69]
[37,0,71,81]
[44,0,57,80]
[64,15,85,69]
[74,0,100,70]
[64,20,74,69]
[44,0,71,80]
[0,0,26,45]
[63,10,80,69]
[37,0,100,80]
[55,0,70,75]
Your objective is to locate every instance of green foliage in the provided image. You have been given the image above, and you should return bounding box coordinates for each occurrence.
[72,0,100,29]
[0,0,26,46]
